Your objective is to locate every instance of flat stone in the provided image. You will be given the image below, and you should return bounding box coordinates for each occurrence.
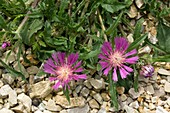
[90,78,105,90]
[158,68,170,76]
[17,93,32,112]
[120,94,127,102]
[135,0,144,8]
[83,80,92,89]
[156,106,169,113]
[60,110,68,113]
[101,92,110,101]
[146,85,154,94]
[67,104,89,113]
[43,110,52,113]
[93,93,103,104]
[90,109,98,113]
[45,99,62,112]
[89,99,99,109]
[0,80,4,88]
[149,103,156,110]
[38,102,45,111]
[75,85,83,93]
[27,66,39,75]
[123,105,139,113]
[11,104,24,113]
[13,62,29,78]
[30,81,52,98]
[129,101,139,109]
[98,108,106,113]
[164,81,170,93]
[116,87,125,94]
[0,108,14,113]
[154,87,165,97]
[167,76,170,82]
[128,87,144,99]
[80,87,89,97]
[0,85,17,106]
[54,95,85,108]
[2,73,15,84]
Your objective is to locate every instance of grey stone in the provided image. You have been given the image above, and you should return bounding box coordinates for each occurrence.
[101,93,110,101]
[89,99,99,109]
[120,94,127,102]
[17,93,32,112]
[2,73,15,84]
[27,66,39,75]
[164,81,170,93]
[167,76,170,82]
[0,108,14,113]
[154,87,165,97]
[67,104,89,113]
[128,87,144,99]
[80,87,89,97]
[75,85,83,93]
[30,81,52,98]
[123,105,139,113]
[93,93,103,104]
[129,101,139,109]
[54,95,85,108]
[38,103,46,111]
[90,78,105,90]
[98,108,106,113]
[83,80,92,89]
[158,68,170,76]
[146,85,154,94]
[156,106,169,113]
[45,99,62,112]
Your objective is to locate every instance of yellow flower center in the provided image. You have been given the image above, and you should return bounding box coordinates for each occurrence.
[57,66,72,81]
[109,51,125,67]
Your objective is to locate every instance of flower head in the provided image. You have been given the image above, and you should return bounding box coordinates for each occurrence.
[44,52,87,90]
[99,37,138,81]
[1,42,10,49]
[140,65,154,77]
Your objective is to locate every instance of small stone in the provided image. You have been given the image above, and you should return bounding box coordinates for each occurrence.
[164,81,170,93]
[154,87,165,97]
[101,92,110,101]
[38,103,45,111]
[17,93,32,112]
[0,85,17,106]
[151,96,158,103]
[54,95,85,108]
[146,85,154,94]
[83,80,92,89]
[116,86,125,94]
[0,80,4,88]
[167,98,170,106]
[27,66,39,75]
[98,108,106,113]
[128,87,144,99]
[80,87,89,97]
[11,104,24,113]
[90,109,98,113]
[120,94,127,102]
[90,78,105,90]
[60,110,67,113]
[93,93,103,104]
[89,99,99,109]
[126,97,133,105]
[149,103,156,110]
[45,99,62,112]
[35,109,43,113]
[156,106,169,113]
[123,105,139,113]
[135,0,144,8]
[167,76,170,82]
[0,108,14,113]
[75,85,83,93]
[2,73,15,85]
[128,4,138,18]
[67,104,89,113]
[43,110,52,113]
[158,68,170,76]
[30,81,53,98]
[129,101,139,109]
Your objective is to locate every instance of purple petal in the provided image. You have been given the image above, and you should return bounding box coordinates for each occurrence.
[112,68,118,81]
[99,61,109,70]
[74,68,83,72]
[122,65,133,72]
[101,42,112,55]
[125,56,139,64]
[52,52,59,64]
[57,52,66,65]
[98,53,108,60]
[46,58,56,67]
[67,53,79,65]
[103,66,111,76]
[119,67,129,79]
[125,49,137,57]
[73,61,82,69]
[49,76,58,81]
[72,74,87,80]
[44,64,56,74]
[115,37,129,52]
[52,81,61,90]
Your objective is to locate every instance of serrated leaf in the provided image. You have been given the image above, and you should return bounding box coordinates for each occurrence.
[81,49,100,60]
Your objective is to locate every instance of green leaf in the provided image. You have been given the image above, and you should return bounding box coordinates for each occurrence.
[63,86,70,104]
[58,0,68,16]
[38,40,46,47]
[0,59,26,80]
[0,15,8,30]
[133,18,144,39]
[133,65,138,92]
[157,22,170,53]
[127,33,148,52]
[152,55,170,62]
[101,0,132,13]
[105,12,123,35]
[81,49,100,60]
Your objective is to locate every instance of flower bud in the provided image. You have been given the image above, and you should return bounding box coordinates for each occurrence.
[1,42,8,49]
[140,65,154,77]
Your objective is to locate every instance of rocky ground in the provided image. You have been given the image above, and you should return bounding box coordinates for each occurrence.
[0,49,170,113]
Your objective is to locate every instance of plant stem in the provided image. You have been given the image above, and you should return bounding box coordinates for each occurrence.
[97,9,108,42]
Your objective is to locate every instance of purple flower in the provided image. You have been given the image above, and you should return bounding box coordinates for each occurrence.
[98,37,138,81]
[44,52,87,90]
[140,65,154,77]
[1,42,8,49]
